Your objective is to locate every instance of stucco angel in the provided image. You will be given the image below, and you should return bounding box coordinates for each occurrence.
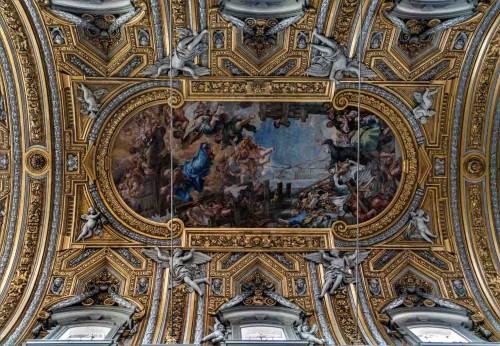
[76,207,105,242]
[412,88,438,124]
[404,209,436,244]
[297,321,325,345]
[141,28,210,79]
[306,30,376,82]
[202,317,226,344]
[77,83,108,119]
[142,247,211,296]
[305,249,370,298]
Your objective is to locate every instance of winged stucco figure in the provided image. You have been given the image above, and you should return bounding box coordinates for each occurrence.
[141,28,210,79]
[77,83,108,119]
[306,29,376,82]
[142,247,211,296]
[305,249,370,298]
[412,88,438,124]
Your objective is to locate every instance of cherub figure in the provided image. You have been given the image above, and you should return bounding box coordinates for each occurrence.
[306,29,376,82]
[412,88,438,124]
[404,209,436,244]
[305,249,370,298]
[142,28,210,79]
[142,247,211,296]
[202,317,226,344]
[76,207,105,242]
[77,83,108,119]
[297,321,325,345]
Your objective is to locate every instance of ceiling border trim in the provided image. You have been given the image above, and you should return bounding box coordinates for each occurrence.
[4,0,64,343]
[87,80,182,245]
[450,0,500,332]
[334,82,424,247]
[488,70,500,252]
[0,19,23,291]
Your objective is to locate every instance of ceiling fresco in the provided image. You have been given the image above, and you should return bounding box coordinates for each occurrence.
[0,0,498,345]
[111,102,402,228]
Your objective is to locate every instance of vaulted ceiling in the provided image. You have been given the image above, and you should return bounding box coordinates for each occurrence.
[0,0,499,344]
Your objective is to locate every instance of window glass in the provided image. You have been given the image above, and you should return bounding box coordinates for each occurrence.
[241,326,286,340]
[409,326,469,343]
[59,326,111,340]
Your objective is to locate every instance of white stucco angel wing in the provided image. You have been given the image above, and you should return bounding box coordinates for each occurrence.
[191,251,212,265]
[345,250,371,269]
[140,57,171,76]
[142,248,171,268]
[304,251,330,267]
[305,63,330,78]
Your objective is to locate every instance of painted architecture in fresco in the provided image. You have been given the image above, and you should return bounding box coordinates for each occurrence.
[111,102,402,228]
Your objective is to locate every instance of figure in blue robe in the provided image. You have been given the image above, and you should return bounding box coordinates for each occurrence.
[175,142,214,202]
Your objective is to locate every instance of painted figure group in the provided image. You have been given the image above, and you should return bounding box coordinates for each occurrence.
[112,102,401,228]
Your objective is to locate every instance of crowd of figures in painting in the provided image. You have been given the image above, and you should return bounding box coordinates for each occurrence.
[111,102,402,228]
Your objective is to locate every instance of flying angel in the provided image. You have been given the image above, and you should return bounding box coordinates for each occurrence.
[141,29,210,79]
[76,207,106,242]
[297,321,326,345]
[404,209,436,244]
[413,88,438,124]
[202,317,227,344]
[142,247,212,296]
[305,249,371,298]
[306,30,377,82]
[77,83,108,119]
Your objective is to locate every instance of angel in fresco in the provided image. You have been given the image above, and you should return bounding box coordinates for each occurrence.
[142,247,211,296]
[305,249,370,298]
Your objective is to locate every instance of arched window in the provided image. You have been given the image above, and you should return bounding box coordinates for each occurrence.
[387,308,485,345]
[408,326,470,343]
[220,305,303,343]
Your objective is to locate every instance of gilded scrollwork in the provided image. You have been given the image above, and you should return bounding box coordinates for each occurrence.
[1,0,500,343]
[94,87,184,238]
[0,179,45,329]
[0,0,45,145]
[467,184,499,306]
[331,89,418,240]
